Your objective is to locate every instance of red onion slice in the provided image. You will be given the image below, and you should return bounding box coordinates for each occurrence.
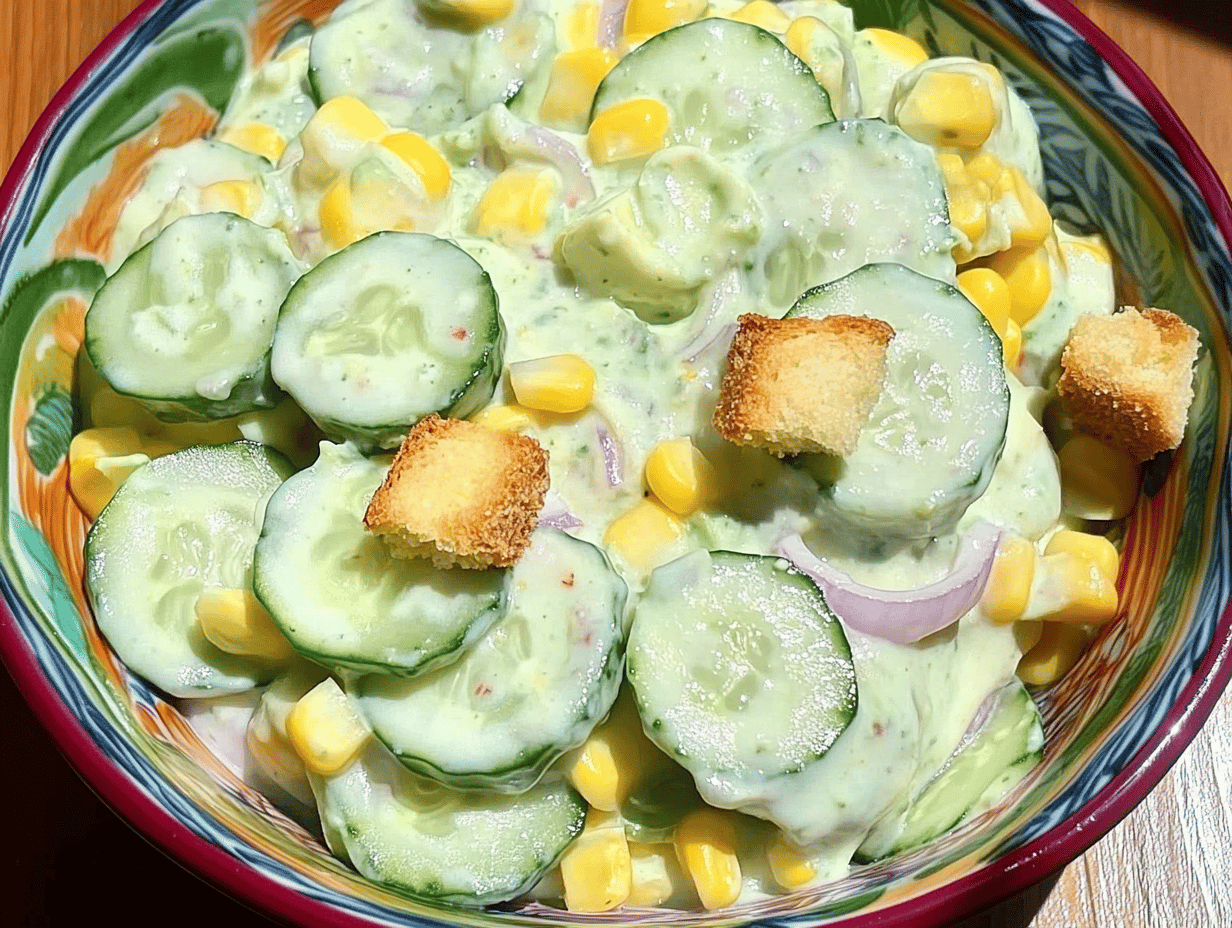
[597,0,630,48]
[539,489,583,530]
[775,521,1002,644]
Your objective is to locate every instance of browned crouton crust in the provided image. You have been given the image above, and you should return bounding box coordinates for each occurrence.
[1058,307,1200,462]
[363,414,550,569]
[712,313,895,457]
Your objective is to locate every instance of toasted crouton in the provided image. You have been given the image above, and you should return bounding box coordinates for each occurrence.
[712,313,895,457]
[1058,307,1200,462]
[363,414,550,569]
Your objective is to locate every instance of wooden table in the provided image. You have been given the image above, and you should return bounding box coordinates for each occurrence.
[2,2,1229,925]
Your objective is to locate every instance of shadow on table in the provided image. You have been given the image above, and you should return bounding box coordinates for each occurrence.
[1100,0,1232,48]
[949,873,1062,928]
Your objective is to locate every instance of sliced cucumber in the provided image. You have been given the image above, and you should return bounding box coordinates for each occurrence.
[308,0,555,133]
[354,527,627,793]
[270,232,504,451]
[84,212,304,422]
[313,739,585,906]
[857,679,1043,860]
[627,550,856,802]
[253,441,509,677]
[787,263,1009,541]
[591,19,833,155]
[750,118,955,308]
[84,441,295,698]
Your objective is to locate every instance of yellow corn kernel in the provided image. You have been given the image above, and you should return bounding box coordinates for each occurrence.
[567,1,600,47]
[431,0,515,27]
[1045,530,1119,582]
[966,150,1004,186]
[624,0,707,37]
[767,833,816,891]
[1017,621,1090,686]
[319,178,362,250]
[1034,551,1119,624]
[1002,318,1022,369]
[1058,433,1141,521]
[627,842,680,907]
[68,427,151,519]
[316,95,389,142]
[560,813,633,912]
[674,808,742,911]
[380,132,452,201]
[199,179,261,218]
[644,437,719,517]
[286,678,369,777]
[896,70,998,150]
[948,189,988,249]
[985,243,1052,326]
[195,587,294,662]
[540,48,621,126]
[471,168,557,238]
[469,403,540,432]
[567,692,646,811]
[864,27,929,68]
[588,98,671,166]
[1003,167,1052,249]
[726,0,791,33]
[508,353,595,413]
[296,96,389,189]
[218,122,287,162]
[603,498,686,574]
[1014,618,1044,654]
[980,535,1037,625]
[957,267,1012,335]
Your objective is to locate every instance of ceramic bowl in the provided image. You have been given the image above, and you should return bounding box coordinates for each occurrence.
[1,0,1229,925]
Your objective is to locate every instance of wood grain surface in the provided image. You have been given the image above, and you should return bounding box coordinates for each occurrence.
[2,2,1230,926]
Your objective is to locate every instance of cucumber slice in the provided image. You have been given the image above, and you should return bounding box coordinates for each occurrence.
[314,739,585,906]
[84,441,295,698]
[308,0,555,133]
[253,441,509,677]
[627,550,856,801]
[84,212,304,422]
[787,262,1010,541]
[270,232,505,451]
[354,527,628,793]
[857,680,1043,860]
[750,118,955,308]
[591,18,834,155]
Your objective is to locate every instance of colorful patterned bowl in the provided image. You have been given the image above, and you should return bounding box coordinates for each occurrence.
[1,0,1229,925]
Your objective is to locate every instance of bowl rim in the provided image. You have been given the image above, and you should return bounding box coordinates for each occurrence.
[1,0,1231,925]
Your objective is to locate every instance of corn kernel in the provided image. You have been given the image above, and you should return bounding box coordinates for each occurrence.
[560,814,633,912]
[1002,318,1022,369]
[567,1,600,48]
[380,132,452,200]
[471,168,557,239]
[644,437,719,516]
[948,189,989,249]
[429,0,515,27]
[296,96,389,188]
[1032,551,1119,625]
[218,122,287,162]
[1045,530,1119,582]
[674,808,742,911]
[588,98,671,166]
[604,498,687,574]
[896,70,998,150]
[1058,433,1141,521]
[508,353,595,413]
[319,178,362,250]
[980,535,1036,625]
[966,150,1004,186]
[985,243,1052,326]
[627,842,680,907]
[286,678,369,777]
[726,0,791,33]
[864,27,929,68]
[469,403,540,432]
[68,427,151,519]
[567,692,646,811]
[767,833,817,890]
[195,587,295,662]
[540,48,620,126]
[199,179,261,218]
[1014,618,1044,653]
[1017,621,1090,686]
[957,267,1012,334]
[624,0,707,37]
[1005,167,1052,248]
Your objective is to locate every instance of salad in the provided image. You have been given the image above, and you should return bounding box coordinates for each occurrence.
[66,0,1200,913]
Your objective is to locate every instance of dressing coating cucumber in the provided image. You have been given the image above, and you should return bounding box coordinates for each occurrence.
[313,739,585,906]
[591,18,834,155]
[85,212,304,422]
[354,527,628,793]
[787,262,1009,541]
[270,232,505,451]
[84,441,295,698]
[627,550,857,804]
[253,441,509,677]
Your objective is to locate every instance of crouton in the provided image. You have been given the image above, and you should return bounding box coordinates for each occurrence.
[712,313,895,457]
[1058,307,1200,462]
[363,414,550,569]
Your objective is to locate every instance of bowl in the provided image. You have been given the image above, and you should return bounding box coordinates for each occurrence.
[1,0,1230,925]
